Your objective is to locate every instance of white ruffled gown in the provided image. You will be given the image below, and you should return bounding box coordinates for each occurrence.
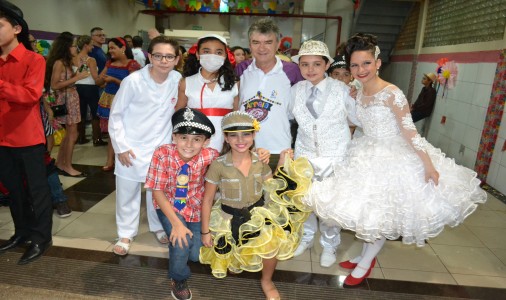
[304,85,487,247]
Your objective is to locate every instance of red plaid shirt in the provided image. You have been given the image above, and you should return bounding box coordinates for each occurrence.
[145,144,219,222]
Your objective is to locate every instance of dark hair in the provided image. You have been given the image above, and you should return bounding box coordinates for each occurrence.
[90,27,103,34]
[220,133,256,156]
[179,45,187,55]
[0,10,31,52]
[132,35,143,48]
[183,36,237,91]
[345,33,377,67]
[147,35,180,55]
[108,37,133,60]
[124,34,132,40]
[44,31,75,91]
[230,46,245,55]
[336,42,347,56]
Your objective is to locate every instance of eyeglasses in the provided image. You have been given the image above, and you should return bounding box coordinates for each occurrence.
[151,53,177,62]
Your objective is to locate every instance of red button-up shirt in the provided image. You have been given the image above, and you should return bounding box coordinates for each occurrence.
[0,43,46,147]
[145,144,219,222]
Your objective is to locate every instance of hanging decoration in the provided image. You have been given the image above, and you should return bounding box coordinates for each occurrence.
[435,57,458,97]
[279,36,292,52]
[352,0,360,17]
[161,0,292,13]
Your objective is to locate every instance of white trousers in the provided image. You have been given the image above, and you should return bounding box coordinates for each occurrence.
[115,176,162,239]
[300,212,341,250]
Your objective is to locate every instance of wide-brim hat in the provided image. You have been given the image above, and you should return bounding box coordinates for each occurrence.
[424,72,437,82]
[0,0,29,40]
[172,108,215,138]
[222,111,260,133]
[328,54,348,73]
[292,40,334,64]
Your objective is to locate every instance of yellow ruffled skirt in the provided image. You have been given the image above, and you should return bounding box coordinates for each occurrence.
[200,157,313,278]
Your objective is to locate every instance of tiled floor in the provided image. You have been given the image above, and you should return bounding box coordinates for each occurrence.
[1,132,506,296]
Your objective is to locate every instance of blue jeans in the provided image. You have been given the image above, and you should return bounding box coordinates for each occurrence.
[156,209,201,281]
[47,172,67,205]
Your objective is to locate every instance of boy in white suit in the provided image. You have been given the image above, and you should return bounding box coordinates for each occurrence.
[109,36,182,255]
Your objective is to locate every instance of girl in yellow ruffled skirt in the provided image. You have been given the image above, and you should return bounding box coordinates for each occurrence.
[200,111,313,300]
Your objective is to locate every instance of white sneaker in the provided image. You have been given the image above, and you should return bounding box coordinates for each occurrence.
[320,247,337,267]
[293,240,313,257]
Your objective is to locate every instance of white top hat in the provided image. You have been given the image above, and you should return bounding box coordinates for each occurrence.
[292,40,334,64]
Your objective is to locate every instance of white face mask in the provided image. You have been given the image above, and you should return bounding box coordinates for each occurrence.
[199,54,225,73]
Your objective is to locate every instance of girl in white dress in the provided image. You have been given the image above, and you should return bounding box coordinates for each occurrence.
[304,33,486,286]
[176,34,239,151]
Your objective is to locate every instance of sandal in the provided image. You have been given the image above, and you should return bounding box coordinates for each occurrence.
[112,238,131,256]
[155,230,169,244]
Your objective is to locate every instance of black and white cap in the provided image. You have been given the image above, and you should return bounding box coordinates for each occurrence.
[328,55,348,73]
[172,108,215,138]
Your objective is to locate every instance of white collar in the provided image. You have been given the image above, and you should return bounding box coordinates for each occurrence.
[308,77,328,93]
[250,56,282,75]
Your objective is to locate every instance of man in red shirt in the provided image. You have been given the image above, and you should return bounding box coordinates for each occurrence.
[0,0,53,265]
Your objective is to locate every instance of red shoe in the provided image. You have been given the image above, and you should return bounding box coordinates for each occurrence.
[339,260,357,269]
[343,258,376,286]
[339,257,376,270]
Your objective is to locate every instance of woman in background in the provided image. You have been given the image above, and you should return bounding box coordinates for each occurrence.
[97,37,141,171]
[74,35,106,146]
[45,31,89,177]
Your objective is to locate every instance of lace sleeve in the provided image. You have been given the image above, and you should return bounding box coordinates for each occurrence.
[387,87,429,152]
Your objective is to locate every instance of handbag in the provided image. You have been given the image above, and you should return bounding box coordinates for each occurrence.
[50,69,69,117]
[51,102,68,117]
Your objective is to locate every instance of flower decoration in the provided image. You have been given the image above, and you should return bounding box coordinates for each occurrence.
[252,119,261,132]
[435,58,458,97]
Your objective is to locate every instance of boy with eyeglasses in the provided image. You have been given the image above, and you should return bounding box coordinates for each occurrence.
[108,36,182,256]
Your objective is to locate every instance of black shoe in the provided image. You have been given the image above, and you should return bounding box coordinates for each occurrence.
[78,138,90,145]
[17,241,52,265]
[0,194,10,207]
[60,170,87,178]
[93,139,108,146]
[55,202,72,218]
[0,235,29,252]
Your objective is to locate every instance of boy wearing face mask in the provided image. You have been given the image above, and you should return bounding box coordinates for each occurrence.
[175,34,239,152]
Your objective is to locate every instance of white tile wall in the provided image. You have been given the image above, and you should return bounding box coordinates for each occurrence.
[473,83,493,108]
[467,105,488,131]
[491,137,505,164]
[462,148,477,170]
[459,64,479,82]
[496,166,506,195]
[387,62,413,96]
[385,60,503,192]
[488,161,500,188]
[462,126,482,152]
[499,112,506,139]
[454,82,476,104]
[476,63,497,84]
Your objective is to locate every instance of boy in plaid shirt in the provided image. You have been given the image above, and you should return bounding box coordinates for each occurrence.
[145,108,218,300]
